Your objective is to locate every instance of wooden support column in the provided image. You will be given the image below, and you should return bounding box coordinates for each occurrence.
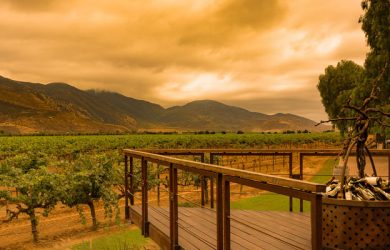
[288,152,293,212]
[141,157,149,237]
[216,173,223,250]
[299,153,304,212]
[201,154,205,207]
[223,176,230,250]
[130,157,134,206]
[169,163,180,250]
[157,164,160,207]
[124,155,130,220]
[210,154,215,209]
[310,194,322,250]
[210,178,214,208]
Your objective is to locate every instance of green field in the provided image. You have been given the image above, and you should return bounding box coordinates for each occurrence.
[230,159,335,211]
[72,228,148,250]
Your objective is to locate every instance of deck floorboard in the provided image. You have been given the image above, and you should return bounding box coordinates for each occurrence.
[131,206,311,250]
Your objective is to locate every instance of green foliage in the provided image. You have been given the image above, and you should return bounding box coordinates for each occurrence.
[317,60,365,134]
[61,154,120,229]
[0,154,62,241]
[0,133,341,158]
[72,228,147,250]
[359,0,390,130]
[361,0,390,53]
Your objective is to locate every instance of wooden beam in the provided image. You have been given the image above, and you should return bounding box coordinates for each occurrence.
[137,148,390,155]
[299,153,304,212]
[124,155,129,220]
[223,176,230,250]
[169,164,179,250]
[311,194,322,250]
[288,152,293,212]
[141,157,149,237]
[210,153,215,208]
[201,154,205,206]
[130,157,134,206]
[216,173,223,250]
[210,178,214,209]
[224,175,315,201]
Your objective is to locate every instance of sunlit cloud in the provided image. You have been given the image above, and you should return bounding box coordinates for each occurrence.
[159,73,242,100]
[0,0,367,121]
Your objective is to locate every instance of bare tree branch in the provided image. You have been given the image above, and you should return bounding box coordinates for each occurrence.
[343,103,368,118]
[315,117,358,126]
[365,108,390,117]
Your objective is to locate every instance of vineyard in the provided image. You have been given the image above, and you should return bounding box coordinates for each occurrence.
[0,132,340,156]
[0,133,341,249]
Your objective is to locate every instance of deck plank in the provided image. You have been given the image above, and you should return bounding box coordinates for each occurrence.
[130,206,311,250]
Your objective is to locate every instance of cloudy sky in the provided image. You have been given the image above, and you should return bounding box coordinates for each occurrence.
[0,0,368,121]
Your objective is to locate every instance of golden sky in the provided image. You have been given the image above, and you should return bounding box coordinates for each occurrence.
[0,0,367,121]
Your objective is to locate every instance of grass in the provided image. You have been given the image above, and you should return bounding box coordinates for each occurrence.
[310,158,335,184]
[178,201,197,207]
[72,228,147,250]
[230,159,335,211]
[231,194,310,211]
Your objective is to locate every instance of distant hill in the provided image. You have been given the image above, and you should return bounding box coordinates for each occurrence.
[0,76,329,134]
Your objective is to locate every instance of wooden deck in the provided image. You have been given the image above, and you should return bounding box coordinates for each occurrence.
[130,205,312,250]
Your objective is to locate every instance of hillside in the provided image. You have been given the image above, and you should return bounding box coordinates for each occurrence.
[0,76,329,134]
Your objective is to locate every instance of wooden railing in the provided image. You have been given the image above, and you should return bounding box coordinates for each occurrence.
[133,148,390,211]
[123,149,329,250]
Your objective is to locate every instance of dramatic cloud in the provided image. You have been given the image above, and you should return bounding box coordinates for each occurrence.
[0,0,367,121]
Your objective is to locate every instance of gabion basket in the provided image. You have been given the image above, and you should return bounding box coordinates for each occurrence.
[322,198,390,250]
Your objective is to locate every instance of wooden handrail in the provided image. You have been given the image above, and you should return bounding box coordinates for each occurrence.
[123,149,326,193]
[137,148,390,155]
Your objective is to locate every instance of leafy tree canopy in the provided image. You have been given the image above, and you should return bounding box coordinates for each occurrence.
[0,154,61,242]
[317,60,365,134]
[318,0,389,135]
[61,154,119,229]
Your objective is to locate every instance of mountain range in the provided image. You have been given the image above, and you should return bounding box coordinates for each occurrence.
[0,75,328,134]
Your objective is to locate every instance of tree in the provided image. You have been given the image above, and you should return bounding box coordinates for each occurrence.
[317,60,365,135]
[0,154,62,242]
[61,154,119,230]
[317,0,390,183]
[358,0,390,135]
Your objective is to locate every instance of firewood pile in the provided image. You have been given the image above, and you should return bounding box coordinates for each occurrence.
[324,176,390,200]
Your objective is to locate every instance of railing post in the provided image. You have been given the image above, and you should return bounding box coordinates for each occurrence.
[201,154,205,207]
[130,156,134,206]
[216,173,223,250]
[169,163,180,250]
[299,153,304,212]
[157,164,160,207]
[311,194,322,250]
[124,155,130,220]
[141,157,149,237]
[289,152,293,212]
[223,176,230,250]
[210,153,215,209]
[210,178,214,208]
